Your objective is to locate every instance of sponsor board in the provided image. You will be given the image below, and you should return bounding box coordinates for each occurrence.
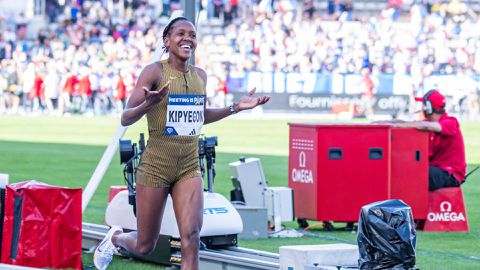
[231,93,409,114]
[424,188,469,232]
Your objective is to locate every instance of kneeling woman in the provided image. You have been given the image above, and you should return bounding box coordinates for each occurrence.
[93,17,270,270]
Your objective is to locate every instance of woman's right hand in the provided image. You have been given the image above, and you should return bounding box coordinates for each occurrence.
[143,82,169,107]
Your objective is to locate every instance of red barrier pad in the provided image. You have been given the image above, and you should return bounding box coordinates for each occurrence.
[1,180,82,269]
[424,187,469,232]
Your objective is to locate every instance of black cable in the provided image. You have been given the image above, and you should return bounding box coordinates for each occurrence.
[465,166,479,179]
[124,151,143,166]
[123,166,134,191]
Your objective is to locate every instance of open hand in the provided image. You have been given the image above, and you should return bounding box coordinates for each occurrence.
[143,82,169,106]
[236,87,270,112]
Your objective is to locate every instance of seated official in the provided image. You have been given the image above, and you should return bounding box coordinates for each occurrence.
[382,89,467,191]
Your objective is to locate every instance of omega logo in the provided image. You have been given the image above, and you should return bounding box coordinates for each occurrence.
[299,151,306,168]
[427,201,465,222]
[440,201,452,212]
[292,151,313,184]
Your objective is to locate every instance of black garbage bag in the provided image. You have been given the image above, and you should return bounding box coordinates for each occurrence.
[357,199,417,270]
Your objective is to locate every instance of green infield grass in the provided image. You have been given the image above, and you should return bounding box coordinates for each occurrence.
[0,115,479,270]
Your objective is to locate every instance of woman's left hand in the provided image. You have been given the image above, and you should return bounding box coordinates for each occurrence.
[236,87,270,112]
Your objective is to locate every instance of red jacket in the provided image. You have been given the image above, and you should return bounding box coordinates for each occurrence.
[64,75,78,96]
[78,76,92,96]
[31,75,44,98]
[115,77,126,100]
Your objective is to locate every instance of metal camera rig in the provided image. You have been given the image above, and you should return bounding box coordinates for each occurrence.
[119,134,220,215]
[198,136,218,192]
[119,133,145,216]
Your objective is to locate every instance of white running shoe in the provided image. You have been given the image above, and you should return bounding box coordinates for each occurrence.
[93,225,122,270]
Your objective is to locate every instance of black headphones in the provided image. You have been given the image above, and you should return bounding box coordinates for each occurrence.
[422,90,445,115]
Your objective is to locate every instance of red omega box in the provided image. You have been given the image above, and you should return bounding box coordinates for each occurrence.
[288,123,428,223]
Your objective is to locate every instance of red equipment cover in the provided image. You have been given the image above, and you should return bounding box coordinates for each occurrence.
[1,180,82,269]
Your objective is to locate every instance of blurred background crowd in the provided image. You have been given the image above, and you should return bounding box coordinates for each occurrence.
[0,0,479,120]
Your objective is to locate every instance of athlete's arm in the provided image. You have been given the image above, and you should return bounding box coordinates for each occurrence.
[121,63,168,126]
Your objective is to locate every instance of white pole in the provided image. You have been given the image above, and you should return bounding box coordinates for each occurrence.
[81,10,185,213]
[82,125,127,213]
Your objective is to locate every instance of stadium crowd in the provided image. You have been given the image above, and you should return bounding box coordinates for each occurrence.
[0,0,479,119]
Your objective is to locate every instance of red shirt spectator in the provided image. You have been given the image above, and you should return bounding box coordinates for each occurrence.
[78,76,92,96]
[64,75,78,96]
[115,77,126,100]
[361,70,374,98]
[31,75,44,99]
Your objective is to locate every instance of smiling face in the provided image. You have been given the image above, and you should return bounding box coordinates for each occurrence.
[164,20,197,61]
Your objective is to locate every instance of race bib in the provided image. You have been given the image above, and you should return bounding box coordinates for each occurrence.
[164,94,205,136]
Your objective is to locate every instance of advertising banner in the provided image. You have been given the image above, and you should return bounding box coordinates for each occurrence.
[230,92,409,114]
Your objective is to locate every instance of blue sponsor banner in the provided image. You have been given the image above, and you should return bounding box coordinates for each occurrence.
[331,73,345,94]
[392,74,412,95]
[285,72,304,93]
[262,72,274,93]
[274,72,286,93]
[344,74,363,94]
[313,73,333,93]
[226,76,244,93]
[231,71,477,96]
[377,73,394,95]
[246,71,262,93]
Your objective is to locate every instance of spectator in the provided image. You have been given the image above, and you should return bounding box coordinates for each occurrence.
[44,63,61,114]
[360,66,375,117]
[0,65,7,113]
[6,62,20,113]
[31,70,44,113]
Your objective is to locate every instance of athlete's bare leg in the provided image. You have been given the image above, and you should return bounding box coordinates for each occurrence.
[113,184,170,255]
[171,177,204,270]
